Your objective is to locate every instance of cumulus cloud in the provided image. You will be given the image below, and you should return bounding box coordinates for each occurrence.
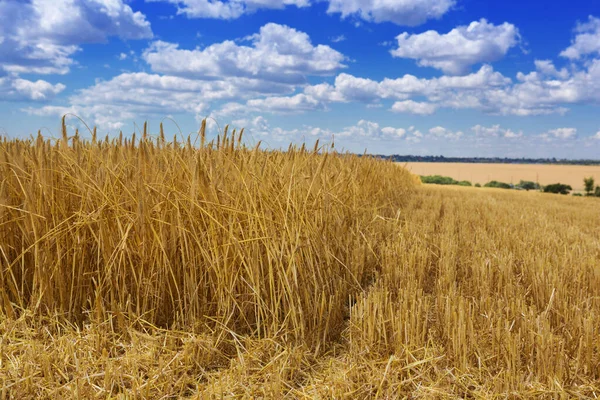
[24,12,600,136]
[539,128,577,140]
[471,124,523,138]
[503,130,523,139]
[303,82,347,103]
[231,115,269,132]
[325,0,455,26]
[381,127,407,138]
[560,16,600,60]
[214,115,313,140]
[391,100,437,115]
[0,0,152,75]
[391,19,520,75]
[235,118,412,141]
[534,60,569,79]
[246,94,322,113]
[503,60,600,115]
[147,0,309,19]
[429,126,463,140]
[297,66,525,114]
[215,93,329,116]
[328,74,384,102]
[0,75,65,101]
[210,118,586,149]
[338,119,381,138]
[142,23,345,84]
[27,72,297,128]
[295,57,600,116]
[303,66,510,105]
[151,0,454,25]
[593,131,600,139]
[406,126,423,143]
[328,120,409,139]
[26,23,347,127]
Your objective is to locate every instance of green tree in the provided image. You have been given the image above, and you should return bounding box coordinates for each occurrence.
[595,186,600,197]
[484,180,512,189]
[543,183,572,195]
[420,175,459,185]
[584,177,595,196]
[517,180,540,191]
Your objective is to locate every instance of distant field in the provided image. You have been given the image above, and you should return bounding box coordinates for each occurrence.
[401,162,600,191]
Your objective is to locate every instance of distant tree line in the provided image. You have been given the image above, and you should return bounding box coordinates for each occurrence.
[419,175,600,197]
[378,154,600,166]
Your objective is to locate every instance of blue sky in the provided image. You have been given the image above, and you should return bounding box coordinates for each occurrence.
[2,0,600,158]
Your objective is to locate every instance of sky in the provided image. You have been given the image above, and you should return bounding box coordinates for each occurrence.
[1,0,600,158]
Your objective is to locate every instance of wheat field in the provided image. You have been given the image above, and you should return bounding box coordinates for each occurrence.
[1,119,599,398]
[402,162,600,191]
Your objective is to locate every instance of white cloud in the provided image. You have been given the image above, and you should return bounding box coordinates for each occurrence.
[304,82,346,103]
[247,93,322,113]
[429,126,463,140]
[534,60,569,79]
[118,53,128,61]
[406,126,423,143]
[391,19,520,75]
[227,115,283,139]
[216,115,309,139]
[560,16,600,60]
[151,0,454,25]
[213,102,248,118]
[234,118,412,141]
[204,118,589,149]
[1,75,65,101]
[28,104,131,130]
[331,35,346,43]
[296,58,600,116]
[308,66,510,104]
[338,120,381,137]
[147,0,309,19]
[471,124,501,137]
[23,12,600,137]
[333,120,409,139]
[381,127,407,138]
[330,73,384,102]
[298,66,521,113]
[142,23,345,84]
[215,95,324,119]
[305,127,333,137]
[27,72,297,128]
[593,131,600,140]
[391,100,437,115]
[503,130,523,139]
[326,0,455,26]
[539,128,577,140]
[471,124,522,138]
[0,0,152,75]
[232,115,269,132]
[500,60,600,115]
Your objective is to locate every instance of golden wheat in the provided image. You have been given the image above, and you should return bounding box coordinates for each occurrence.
[0,119,599,398]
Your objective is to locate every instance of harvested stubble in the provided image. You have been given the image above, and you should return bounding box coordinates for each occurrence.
[0,119,599,398]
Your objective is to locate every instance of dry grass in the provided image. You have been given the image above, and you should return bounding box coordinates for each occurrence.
[402,162,600,191]
[1,119,599,398]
